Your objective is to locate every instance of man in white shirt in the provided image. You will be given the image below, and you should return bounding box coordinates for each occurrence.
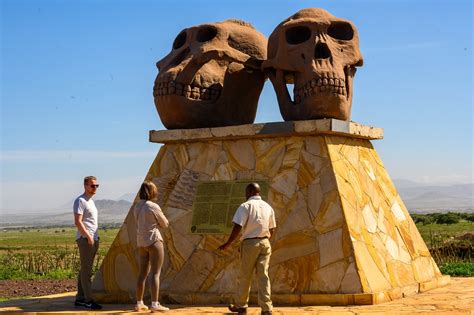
[219,183,276,315]
[73,176,102,310]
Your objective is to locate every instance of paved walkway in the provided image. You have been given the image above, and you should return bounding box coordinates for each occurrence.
[1,278,473,314]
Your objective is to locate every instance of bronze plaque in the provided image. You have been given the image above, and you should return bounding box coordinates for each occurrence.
[190,180,269,234]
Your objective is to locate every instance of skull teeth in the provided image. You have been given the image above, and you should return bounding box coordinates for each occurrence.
[154,80,221,101]
[293,76,345,103]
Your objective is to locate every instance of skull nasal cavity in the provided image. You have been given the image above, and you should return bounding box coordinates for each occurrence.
[197,26,217,42]
[314,43,331,59]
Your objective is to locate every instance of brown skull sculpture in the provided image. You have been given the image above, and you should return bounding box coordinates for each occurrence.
[154,20,267,129]
[262,8,363,121]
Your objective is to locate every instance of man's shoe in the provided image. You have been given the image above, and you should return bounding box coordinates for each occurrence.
[83,300,102,310]
[228,304,247,314]
[74,299,86,307]
[261,311,272,315]
[150,303,169,312]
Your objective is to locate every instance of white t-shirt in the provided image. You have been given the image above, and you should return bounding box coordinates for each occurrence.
[232,195,276,240]
[73,194,99,240]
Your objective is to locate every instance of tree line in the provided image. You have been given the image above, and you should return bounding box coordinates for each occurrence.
[410,212,474,225]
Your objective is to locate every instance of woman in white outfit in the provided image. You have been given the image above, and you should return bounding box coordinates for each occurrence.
[134,181,169,312]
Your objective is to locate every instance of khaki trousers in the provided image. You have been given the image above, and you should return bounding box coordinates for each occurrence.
[76,238,99,302]
[235,238,272,311]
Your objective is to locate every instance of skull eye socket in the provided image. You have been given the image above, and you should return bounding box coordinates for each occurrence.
[173,31,187,49]
[327,22,354,40]
[197,26,217,42]
[285,26,311,45]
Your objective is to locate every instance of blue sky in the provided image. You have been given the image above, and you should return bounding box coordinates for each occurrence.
[1,0,472,213]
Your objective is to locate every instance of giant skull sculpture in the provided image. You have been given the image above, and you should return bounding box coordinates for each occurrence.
[263,8,363,121]
[154,20,267,129]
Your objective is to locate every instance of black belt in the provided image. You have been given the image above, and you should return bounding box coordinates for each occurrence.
[244,236,268,240]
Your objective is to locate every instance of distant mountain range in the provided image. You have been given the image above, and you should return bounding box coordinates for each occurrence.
[0,199,132,228]
[393,180,473,213]
[1,180,472,227]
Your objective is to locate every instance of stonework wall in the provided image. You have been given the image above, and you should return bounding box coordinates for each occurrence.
[324,137,443,300]
[92,133,447,305]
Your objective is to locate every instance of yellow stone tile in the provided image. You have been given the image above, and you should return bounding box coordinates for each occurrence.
[271,168,298,198]
[340,261,363,293]
[353,293,374,305]
[342,225,355,259]
[268,188,289,214]
[373,291,391,304]
[304,136,325,157]
[297,151,318,188]
[392,260,416,285]
[255,139,285,177]
[353,241,391,292]
[254,138,279,157]
[212,163,233,180]
[172,144,189,170]
[189,143,222,176]
[385,260,401,287]
[156,146,179,176]
[271,253,319,293]
[314,198,344,234]
[224,139,255,170]
[281,139,304,169]
[148,146,166,178]
[300,292,351,306]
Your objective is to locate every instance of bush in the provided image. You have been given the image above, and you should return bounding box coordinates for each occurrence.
[410,213,436,225]
[435,212,460,225]
[439,262,474,276]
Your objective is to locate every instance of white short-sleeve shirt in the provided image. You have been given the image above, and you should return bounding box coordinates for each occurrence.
[73,194,99,240]
[232,195,276,240]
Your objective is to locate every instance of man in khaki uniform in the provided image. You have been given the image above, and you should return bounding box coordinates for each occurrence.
[219,183,276,315]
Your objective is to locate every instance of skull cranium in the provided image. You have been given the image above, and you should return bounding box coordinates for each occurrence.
[154,20,267,129]
[263,8,363,121]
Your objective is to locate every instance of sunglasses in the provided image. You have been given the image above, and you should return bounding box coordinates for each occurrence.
[89,184,100,188]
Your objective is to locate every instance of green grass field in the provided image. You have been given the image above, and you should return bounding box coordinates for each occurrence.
[416,221,474,247]
[0,227,119,252]
[0,219,472,280]
[0,227,120,280]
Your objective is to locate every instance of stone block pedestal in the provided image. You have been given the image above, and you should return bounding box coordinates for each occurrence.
[92,119,449,305]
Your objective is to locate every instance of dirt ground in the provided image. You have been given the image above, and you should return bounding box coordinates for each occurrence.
[0,279,76,299]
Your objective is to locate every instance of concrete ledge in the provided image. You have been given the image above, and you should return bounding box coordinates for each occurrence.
[159,292,376,306]
[94,276,450,306]
[149,119,383,144]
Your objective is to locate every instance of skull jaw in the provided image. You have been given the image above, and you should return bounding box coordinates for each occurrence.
[155,92,260,129]
[298,94,352,121]
[269,68,353,121]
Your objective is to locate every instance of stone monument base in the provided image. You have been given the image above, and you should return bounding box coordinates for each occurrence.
[92,119,449,305]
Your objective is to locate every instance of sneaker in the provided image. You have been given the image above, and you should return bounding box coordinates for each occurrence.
[135,304,149,311]
[74,299,86,307]
[83,300,102,310]
[228,304,247,314]
[150,303,169,312]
